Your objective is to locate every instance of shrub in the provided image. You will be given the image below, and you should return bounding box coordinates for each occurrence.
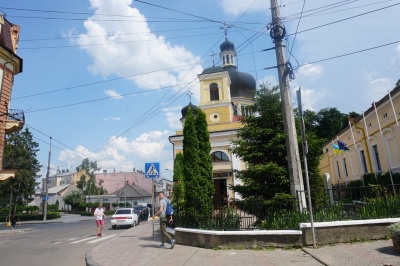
[388,222,400,238]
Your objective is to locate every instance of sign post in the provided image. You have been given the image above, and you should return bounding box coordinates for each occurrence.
[145,162,160,237]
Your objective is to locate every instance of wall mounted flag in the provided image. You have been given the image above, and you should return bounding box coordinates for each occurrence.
[337,140,349,151]
[332,144,342,154]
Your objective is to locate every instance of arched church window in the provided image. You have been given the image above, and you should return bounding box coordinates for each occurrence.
[226,55,230,64]
[211,151,230,162]
[209,83,219,101]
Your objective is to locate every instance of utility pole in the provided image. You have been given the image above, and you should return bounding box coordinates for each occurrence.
[124,175,126,207]
[297,88,316,248]
[269,0,306,209]
[43,137,52,221]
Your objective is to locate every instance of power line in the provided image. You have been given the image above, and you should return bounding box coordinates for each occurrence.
[288,0,306,62]
[292,40,400,70]
[286,2,400,37]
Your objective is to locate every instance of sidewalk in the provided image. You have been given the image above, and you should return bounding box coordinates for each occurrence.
[86,221,400,266]
[1,215,399,265]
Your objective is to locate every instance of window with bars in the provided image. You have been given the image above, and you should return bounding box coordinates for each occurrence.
[209,83,219,101]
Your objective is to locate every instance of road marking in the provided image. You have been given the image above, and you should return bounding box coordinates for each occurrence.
[87,234,116,243]
[70,236,98,244]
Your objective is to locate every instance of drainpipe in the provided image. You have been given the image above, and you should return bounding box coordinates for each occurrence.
[351,119,373,173]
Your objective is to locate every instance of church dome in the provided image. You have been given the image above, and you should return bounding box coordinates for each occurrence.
[180,102,198,120]
[225,67,257,98]
[220,39,235,52]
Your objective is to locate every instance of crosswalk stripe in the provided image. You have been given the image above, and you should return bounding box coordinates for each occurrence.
[87,234,116,243]
[70,236,98,244]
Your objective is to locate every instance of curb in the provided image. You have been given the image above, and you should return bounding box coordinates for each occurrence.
[0,228,36,235]
[85,248,100,266]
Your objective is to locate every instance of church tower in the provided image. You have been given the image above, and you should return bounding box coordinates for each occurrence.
[170,32,256,207]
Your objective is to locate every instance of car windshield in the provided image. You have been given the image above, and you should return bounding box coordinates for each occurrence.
[133,206,146,211]
[115,209,132,215]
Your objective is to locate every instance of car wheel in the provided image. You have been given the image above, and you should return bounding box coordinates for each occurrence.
[112,224,116,229]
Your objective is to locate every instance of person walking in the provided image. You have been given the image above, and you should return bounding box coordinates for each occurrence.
[94,203,106,236]
[11,214,19,230]
[153,191,175,249]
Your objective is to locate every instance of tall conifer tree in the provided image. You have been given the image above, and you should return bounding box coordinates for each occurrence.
[195,109,214,215]
[182,107,202,226]
[172,152,184,207]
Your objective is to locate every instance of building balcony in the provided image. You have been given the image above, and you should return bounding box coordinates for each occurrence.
[5,109,24,134]
[0,169,16,181]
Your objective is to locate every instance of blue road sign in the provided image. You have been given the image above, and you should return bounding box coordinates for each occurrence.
[145,162,160,179]
[44,195,49,201]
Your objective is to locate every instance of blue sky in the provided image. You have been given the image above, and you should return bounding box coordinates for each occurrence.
[2,0,400,180]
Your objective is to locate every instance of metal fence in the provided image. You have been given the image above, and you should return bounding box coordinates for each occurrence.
[297,184,400,222]
[175,197,301,231]
[174,184,400,231]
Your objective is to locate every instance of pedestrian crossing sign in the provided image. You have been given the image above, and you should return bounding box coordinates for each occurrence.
[145,162,160,179]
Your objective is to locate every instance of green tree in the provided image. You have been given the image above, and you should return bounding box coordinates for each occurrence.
[1,128,41,217]
[230,85,292,217]
[63,189,84,211]
[76,158,107,199]
[195,109,214,210]
[182,107,202,226]
[172,152,184,207]
[396,79,400,87]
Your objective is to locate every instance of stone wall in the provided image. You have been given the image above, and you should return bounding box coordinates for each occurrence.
[175,218,400,249]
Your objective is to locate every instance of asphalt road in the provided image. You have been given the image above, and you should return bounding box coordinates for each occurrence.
[0,217,127,266]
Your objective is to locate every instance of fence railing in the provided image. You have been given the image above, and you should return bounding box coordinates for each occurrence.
[175,197,301,231]
[297,184,400,222]
[175,184,400,231]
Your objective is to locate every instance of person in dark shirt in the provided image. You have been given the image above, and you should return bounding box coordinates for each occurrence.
[11,215,19,230]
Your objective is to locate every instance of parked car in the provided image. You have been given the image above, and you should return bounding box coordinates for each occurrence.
[133,205,150,221]
[111,208,138,229]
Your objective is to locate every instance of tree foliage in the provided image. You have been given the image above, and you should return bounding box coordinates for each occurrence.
[0,128,41,215]
[75,158,107,198]
[172,152,184,207]
[303,108,360,141]
[182,107,202,224]
[230,85,292,214]
[63,189,84,211]
[195,109,214,205]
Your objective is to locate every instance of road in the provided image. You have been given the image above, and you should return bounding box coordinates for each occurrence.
[0,217,132,266]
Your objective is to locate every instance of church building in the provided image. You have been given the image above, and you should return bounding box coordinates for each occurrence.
[169,35,257,207]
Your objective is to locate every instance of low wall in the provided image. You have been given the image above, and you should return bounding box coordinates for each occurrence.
[175,228,302,249]
[175,218,400,249]
[301,218,400,246]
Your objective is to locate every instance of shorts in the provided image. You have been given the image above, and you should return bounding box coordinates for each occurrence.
[96,219,104,227]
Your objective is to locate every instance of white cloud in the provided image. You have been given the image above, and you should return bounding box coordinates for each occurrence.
[218,0,268,15]
[103,117,121,122]
[58,130,173,173]
[104,89,123,99]
[367,76,392,102]
[397,45,400,54]
[297,64,323,78]
[258,75,278,87]
[74,0,203,97]
[163,106,183,130]
[291,85,324,112]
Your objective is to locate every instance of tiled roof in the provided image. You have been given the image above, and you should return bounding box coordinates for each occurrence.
[112,184,152,198]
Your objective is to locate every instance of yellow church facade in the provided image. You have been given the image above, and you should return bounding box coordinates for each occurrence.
[169,37,256,206]
[320,85,400,186]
